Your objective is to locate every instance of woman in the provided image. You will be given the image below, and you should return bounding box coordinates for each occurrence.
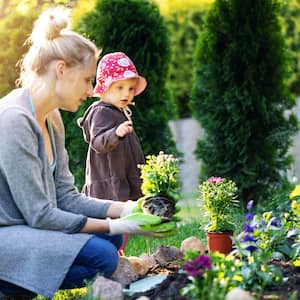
[0,7,167,299]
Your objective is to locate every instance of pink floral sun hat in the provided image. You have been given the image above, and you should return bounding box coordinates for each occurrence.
[94,52,147,96]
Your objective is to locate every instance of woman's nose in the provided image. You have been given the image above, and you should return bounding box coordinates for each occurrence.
[87,85,94,96]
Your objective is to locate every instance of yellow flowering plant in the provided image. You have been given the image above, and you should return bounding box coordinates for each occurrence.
[137,151,181,222]
[138,151,180,200]
[199,177,239,232]
[289,185,300,266]
[289,184,300,229]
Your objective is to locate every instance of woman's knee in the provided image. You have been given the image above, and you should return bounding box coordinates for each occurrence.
[78,236,119,276]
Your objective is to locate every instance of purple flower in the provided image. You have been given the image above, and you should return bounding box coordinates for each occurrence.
[270,219,281,227]
[183,255,212,278]
[245,213,255,221]
[207,176,223,184]
[243,234,256,242]
[246,245,258,252]
[247,200,254,211]
[244,223,255,233]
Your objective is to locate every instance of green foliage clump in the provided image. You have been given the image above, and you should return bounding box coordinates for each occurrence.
[190,0,299,204]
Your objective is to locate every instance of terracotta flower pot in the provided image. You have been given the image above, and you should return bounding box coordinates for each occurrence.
[206,231,233,255]
[141,194,175,221]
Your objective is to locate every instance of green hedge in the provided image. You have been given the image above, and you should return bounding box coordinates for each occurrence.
[190,0,299,204]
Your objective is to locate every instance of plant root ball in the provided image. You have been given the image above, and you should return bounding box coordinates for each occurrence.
[142,195,175,220]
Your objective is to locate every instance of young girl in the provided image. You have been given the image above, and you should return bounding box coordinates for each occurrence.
[78,52,147,202]
[0,9,163,299]
[78,52,147,254]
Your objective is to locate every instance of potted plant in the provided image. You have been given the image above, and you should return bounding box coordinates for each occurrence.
[199,176,239,254]
[137,151,181,221]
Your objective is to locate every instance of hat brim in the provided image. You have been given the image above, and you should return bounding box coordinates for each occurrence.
[94,75,147,96]
[134,76,147,96]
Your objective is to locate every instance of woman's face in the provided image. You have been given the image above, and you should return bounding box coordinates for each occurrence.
[55,57,97,112]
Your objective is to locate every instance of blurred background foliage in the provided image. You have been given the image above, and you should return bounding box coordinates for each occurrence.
[0,0,300,201]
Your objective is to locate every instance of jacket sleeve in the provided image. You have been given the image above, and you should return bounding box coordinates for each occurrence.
[88,106,123,153]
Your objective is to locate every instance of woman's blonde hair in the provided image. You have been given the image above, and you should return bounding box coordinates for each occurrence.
[17,7,99,87]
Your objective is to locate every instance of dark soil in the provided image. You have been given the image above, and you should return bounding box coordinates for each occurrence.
[125,260,300,300]
[142,195,175,221]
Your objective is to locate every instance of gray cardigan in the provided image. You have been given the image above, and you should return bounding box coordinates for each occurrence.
[0,88,112,297]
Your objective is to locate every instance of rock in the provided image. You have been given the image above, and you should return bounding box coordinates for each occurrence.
[111,256,139,287]
[139,253,157,269]
[225,287,254,300]
[135,297,150,300]
[92,276,123,300]
[152,245,183,265]
[180,236,205,254]
[127,256,149,276]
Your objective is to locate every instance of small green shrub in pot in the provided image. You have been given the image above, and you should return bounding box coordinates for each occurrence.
[199,177,239,233]
[138,151,181,221]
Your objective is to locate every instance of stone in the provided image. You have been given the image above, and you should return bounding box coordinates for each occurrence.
[180,236,205,254]
[92,276,123,300]
[111,256,139,287]
[225,287,254,300]
[127,256,149,276]
[152,245,183,265]
[139,253,157,269]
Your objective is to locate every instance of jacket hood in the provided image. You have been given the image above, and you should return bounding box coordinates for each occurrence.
[77,101,101,143]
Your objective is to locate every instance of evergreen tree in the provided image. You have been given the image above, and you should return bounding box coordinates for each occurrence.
[65,0,177,189]
[190,0,299,204]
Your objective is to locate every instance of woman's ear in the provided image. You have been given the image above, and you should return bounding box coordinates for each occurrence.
[55,60,66,79]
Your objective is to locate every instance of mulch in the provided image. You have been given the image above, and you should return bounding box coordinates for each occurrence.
[125,260,300,300]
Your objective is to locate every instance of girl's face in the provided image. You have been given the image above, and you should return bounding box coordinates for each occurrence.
[101,78,137,109]
[55,57,97,112]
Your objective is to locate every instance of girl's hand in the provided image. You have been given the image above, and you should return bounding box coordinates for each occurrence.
[116,121,133,137]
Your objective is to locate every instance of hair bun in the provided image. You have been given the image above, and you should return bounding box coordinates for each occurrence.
[30,7,70,44]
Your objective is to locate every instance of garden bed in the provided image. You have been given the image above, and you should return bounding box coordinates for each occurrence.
[125,260,300,300]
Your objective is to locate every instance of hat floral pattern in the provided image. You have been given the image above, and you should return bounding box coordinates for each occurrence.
[94,52,147,96]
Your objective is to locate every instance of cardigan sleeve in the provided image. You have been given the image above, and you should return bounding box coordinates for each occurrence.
[0,108,88,233]
[50,109,112,219]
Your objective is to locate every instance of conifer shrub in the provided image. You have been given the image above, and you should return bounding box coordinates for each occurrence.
[65,0,177,189]
[190,0,299,204]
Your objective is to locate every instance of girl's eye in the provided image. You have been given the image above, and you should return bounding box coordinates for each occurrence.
[129,87,135,91]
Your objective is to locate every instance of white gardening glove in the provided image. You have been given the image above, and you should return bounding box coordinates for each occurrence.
[120,200,138,218]
[108,218,147,235]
